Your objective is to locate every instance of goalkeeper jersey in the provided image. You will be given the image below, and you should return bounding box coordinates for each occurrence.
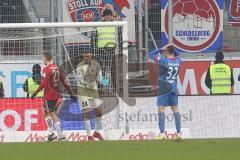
[76,60,102,98]
[148,50,181,95]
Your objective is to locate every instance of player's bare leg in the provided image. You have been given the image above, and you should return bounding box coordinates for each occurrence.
[49,111,66,141]
[156,107,166,140]
[171,106,181,141]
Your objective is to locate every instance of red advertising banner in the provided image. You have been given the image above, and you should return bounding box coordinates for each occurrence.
[228,0,240,27]
[149,60,240,95]
[0,98,46,131]
[178,61,210,95]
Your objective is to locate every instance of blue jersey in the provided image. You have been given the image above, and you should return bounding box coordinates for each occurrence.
[148,49,181,95]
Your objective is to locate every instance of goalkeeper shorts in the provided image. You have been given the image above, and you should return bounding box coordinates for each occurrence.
[79,96,98,109]
[157,92,178,107]
[44,100,58,113]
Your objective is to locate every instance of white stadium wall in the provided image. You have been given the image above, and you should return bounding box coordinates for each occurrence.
[0,95,240,142]
[128,96,240,139]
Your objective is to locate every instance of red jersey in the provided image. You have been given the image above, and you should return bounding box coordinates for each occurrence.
[35,64,72,100]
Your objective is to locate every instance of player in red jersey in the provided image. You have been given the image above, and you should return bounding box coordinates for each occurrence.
[31,51,76,141]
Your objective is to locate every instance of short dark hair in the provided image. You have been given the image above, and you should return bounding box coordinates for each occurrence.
[215,51,224,60]
[83,50,92,55]
[43,51,52,61]
[165,45,175,53]
[103,9,113,17]
[32,64,41,74]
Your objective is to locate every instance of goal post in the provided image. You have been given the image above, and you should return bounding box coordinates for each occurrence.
[0,22,129,141]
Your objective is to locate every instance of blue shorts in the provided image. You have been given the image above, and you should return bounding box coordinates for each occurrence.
[157,92,178,107]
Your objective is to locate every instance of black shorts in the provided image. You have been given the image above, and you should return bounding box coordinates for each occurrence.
[44,100,58,113]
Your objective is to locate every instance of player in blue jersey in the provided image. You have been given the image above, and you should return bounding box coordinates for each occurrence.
[148,44,182,140]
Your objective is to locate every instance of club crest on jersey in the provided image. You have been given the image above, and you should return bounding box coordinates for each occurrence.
[161,0,223,53]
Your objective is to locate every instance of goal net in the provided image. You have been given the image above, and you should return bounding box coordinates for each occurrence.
[0,22,129,142]
[2,22,240,143]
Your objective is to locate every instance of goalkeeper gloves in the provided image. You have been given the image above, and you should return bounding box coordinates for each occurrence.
[31,93,37,100]
[101,76,109,87]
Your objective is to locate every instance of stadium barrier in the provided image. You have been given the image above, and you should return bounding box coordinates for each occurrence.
[0,95,239,142]
[1,60,240,98]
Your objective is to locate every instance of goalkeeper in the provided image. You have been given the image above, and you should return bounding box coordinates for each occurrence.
[76,50,109,141]
[148,44,182,140]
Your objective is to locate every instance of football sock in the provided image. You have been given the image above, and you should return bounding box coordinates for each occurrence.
[54,121,64,138]
[158,112,165,133]
[85,120,91,136]
[174,112,181,133]
[45,115,54,134]
[96,117,102,133]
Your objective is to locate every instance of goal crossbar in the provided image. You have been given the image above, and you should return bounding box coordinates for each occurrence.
[0,21,128,28]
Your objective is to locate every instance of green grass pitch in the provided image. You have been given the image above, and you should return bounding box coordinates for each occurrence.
[0,139,240,160]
